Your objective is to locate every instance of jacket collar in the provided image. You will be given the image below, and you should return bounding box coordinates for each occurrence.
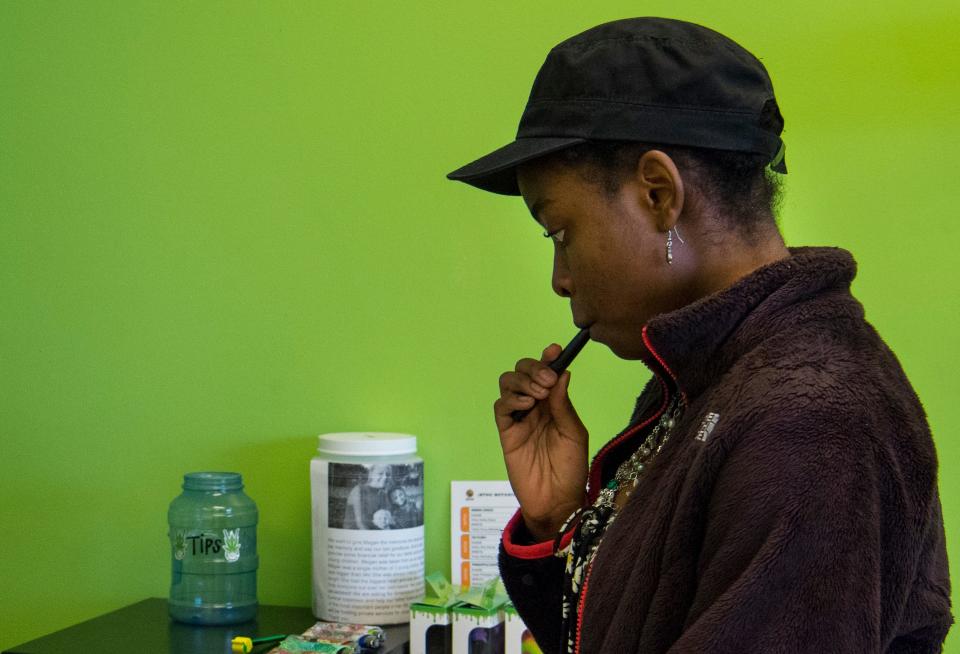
[639,246,859,402]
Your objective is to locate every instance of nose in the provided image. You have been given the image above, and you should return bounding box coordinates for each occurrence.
[552,250,572,298]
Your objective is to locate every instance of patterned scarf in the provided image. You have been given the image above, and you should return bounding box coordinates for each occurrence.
[555,394,684,654]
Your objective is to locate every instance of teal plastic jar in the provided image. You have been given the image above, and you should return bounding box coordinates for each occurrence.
[168,472,259,625]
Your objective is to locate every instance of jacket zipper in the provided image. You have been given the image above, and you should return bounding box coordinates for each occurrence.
[574,326,680,653]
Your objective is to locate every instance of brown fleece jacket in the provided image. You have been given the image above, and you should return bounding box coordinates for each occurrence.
[499,247,951,653]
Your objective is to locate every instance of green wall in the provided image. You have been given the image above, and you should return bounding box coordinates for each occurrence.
[1,1,957,650]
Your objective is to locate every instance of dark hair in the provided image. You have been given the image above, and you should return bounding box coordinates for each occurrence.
[552,140,785,238]
[548,99,786,238]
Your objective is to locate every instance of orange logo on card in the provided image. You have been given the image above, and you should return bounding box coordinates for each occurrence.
[461,562,471,588]
[460,507,470,532]
[461,534,470,559]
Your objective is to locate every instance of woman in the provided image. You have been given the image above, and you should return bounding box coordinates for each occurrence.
[447,18,951,654]
[343,463,392,530]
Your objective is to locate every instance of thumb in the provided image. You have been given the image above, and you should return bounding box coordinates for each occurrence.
[547,370,581,430]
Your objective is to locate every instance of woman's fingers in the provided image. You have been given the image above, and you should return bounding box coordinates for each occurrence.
[495,344,567,430]
[494,391,535,414]
[541,342,563,363]
[499,360,556,400]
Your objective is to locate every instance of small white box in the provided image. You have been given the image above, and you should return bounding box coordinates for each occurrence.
[451,603,505,654]
[410,602,454,654]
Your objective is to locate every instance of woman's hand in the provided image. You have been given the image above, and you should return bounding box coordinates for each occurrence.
[495,343,588,542]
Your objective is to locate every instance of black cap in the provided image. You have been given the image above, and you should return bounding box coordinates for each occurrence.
[447,17,787,196]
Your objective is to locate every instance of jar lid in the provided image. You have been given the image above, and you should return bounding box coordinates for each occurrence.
[183,471,243,491]
[317,432,417,456]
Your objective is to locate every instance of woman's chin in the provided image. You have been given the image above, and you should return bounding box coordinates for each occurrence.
[594,328,646,360]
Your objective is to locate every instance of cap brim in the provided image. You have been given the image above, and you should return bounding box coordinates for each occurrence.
[446,137,587,196]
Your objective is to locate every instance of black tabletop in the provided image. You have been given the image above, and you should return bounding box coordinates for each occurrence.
[3,598,410,654]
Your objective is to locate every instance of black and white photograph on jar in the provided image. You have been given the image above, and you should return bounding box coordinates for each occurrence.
[328,462,424,529]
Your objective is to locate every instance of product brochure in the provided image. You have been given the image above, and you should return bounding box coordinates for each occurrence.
[450,481,519,589]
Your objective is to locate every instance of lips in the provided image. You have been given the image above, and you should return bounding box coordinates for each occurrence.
[571,304,591,331]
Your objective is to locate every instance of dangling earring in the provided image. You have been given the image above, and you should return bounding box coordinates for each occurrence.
[666,226,685,265]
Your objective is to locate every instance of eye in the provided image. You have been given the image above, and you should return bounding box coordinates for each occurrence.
[542,228,566,246]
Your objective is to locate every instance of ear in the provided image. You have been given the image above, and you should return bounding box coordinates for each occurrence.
[635,150,684,231]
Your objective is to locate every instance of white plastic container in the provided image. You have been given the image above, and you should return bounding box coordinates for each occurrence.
[311,432,424,623]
